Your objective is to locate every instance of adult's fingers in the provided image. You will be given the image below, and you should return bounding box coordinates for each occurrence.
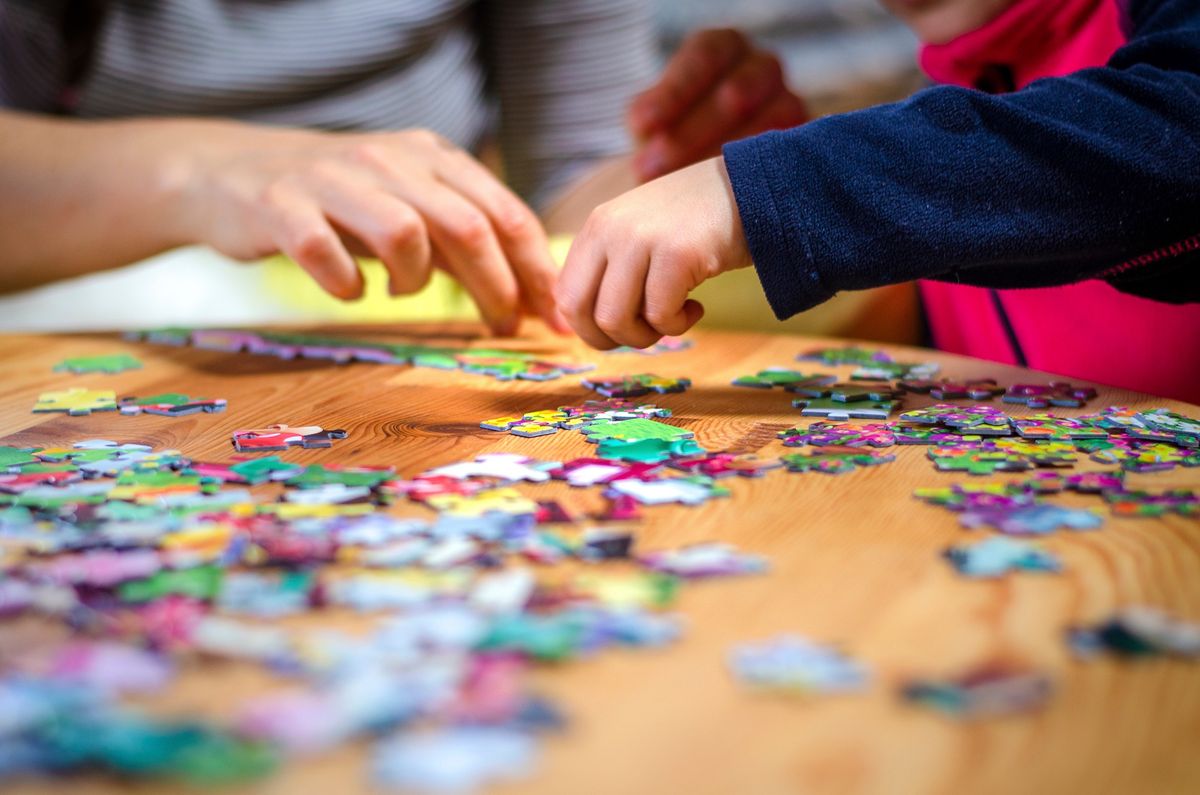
[729,89,809,143]
[556,219,618,350]
[433,149,568,333]
[311,172,432,296]
[264,188,363,300]
[404,183,521,335]
[627,29,749,139]
[636,50,785,181]
[594,246,659,349]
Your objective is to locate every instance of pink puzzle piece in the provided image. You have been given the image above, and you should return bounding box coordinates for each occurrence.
[231,424,348,452]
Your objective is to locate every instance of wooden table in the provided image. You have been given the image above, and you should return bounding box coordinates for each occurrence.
[1,325,1198,795]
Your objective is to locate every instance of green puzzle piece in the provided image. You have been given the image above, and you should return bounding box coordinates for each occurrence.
[284,464,395,489]
[929,450,1031,476]
[33,388,118,416]
[732,369,835,390]
[781,449,895,474]
[53,353,143,375]
[0,446,40,469]
[596,437,704,463]
[580,417,694,444]
[118,564,224,603]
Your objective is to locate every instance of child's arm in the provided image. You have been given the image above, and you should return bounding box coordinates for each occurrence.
[0,112,565,335]
[559,0,1200,349]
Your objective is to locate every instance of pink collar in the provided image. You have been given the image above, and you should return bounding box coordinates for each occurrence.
[919,0,1125,90]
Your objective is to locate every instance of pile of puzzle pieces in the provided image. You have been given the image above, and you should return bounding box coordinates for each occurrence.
[777,405,1200,477]
[124,328,596,383]
[0,428,773,790]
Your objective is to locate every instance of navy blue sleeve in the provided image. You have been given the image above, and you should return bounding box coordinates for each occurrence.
[724,0,1200,319]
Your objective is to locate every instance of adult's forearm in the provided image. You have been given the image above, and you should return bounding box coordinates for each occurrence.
[0,112,277,291]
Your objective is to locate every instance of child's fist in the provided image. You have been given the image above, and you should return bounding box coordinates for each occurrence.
[555,157,752,350]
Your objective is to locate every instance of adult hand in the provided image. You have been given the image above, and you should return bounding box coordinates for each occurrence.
[628,29,807,182]
[185,126,566,335]
[555,156,752,350]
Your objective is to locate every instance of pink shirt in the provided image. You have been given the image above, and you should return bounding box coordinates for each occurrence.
[918,0,1200,403]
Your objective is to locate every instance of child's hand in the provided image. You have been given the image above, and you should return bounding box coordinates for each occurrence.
[628,29,807,182]
[555,157,752,350]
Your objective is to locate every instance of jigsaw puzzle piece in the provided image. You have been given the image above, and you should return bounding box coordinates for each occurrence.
[732,369,835,391]
[943,536,1062,578]
[898,378,1005,401]
[231,425,348,452]
[778,422,897,448]
[119,394,228,417]
[53,353,143,375]
[1003,382,1097,409]
[33,388,118,416]
[781,446,895,474]
[790,397,896,421]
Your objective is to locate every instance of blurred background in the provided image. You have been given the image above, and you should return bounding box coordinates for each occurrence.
[0,0,923,339]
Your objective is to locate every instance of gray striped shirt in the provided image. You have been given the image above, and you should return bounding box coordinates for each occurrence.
[0,0,658,205]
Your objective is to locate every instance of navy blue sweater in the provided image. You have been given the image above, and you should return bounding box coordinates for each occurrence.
[724,0,1200,320]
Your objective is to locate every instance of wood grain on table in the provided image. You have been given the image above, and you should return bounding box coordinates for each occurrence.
[0,325,1197,795]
